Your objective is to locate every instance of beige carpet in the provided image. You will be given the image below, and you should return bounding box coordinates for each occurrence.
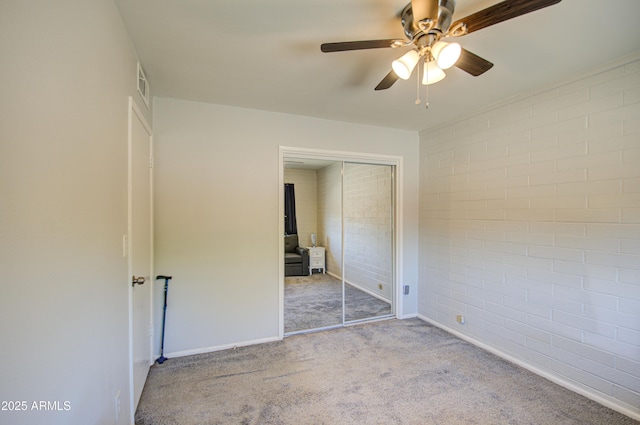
[135,319,637,425]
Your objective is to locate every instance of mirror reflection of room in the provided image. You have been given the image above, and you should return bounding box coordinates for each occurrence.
[283,159,393,335]
[343,162,393,323]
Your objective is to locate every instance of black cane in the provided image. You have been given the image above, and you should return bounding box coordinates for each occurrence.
[156,275,172,364]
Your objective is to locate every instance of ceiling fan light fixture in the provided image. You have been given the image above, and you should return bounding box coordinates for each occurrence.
[431,41,461,70]
[392,50,420,80]
[422,60,446,85]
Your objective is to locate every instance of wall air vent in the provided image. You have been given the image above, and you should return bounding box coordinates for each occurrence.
[137,62,149,108]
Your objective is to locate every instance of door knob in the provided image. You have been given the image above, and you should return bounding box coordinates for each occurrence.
[132,276,146,287]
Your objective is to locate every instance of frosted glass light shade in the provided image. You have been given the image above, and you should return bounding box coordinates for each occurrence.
[431,41,461,70]
[422,61,446,85]
[392,50,420,80]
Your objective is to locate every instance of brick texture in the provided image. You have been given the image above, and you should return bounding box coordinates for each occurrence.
[344,163,393,300]
[419,58,640,415]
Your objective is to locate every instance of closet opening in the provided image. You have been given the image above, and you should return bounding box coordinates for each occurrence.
[279,148,402,337]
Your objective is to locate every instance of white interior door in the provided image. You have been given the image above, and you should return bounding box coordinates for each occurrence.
[128,97,153,418]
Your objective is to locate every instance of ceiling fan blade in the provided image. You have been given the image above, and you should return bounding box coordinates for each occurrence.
[321,39,399,53]
[452,0,562,34]
[374,71,400,91]
[455,48,494,76]
[411,0,438,24]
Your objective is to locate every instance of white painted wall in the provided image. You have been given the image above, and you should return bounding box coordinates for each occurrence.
[344,163,393,300]
[317,163,343,277]
[0,1,148,424]
[284,168,317,248]
[418,55,640,419]
[152,97,419,356]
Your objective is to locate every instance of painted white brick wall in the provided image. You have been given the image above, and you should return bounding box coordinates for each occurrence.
[317,163,342,275]
[419,56,640,418]
[284,168,317,248]
[344,163,393,300]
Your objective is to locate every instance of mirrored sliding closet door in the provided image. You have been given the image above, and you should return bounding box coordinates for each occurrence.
[283,157,395,335]
[343,162,394,323]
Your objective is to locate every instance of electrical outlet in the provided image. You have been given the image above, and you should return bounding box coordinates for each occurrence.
[403,285,410,295]
[456,315,465,324]
[115,390,121,421]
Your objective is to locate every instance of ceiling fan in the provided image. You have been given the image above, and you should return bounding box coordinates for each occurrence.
[321,0,562,92]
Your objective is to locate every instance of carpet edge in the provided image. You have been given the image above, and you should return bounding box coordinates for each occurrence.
[416,314,640,422]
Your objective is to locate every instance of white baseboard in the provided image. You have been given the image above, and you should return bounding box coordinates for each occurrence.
[161,316,417,360]
[159,335,282,359]
[325,270,341,281]
[346,278,391,303]
[417,314,640,422]
[324,271,391,304]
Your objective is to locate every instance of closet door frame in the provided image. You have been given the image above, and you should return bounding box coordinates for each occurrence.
[278,146,404,338]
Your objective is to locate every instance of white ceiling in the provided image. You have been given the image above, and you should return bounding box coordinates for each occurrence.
[115,0,640,132]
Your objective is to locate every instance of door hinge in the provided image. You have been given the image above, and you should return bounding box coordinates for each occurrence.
[149,156,154,168]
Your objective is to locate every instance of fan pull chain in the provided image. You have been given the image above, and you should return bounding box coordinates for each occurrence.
[425,78,429,109]
[424,59,430,109]
[415,60,421,105]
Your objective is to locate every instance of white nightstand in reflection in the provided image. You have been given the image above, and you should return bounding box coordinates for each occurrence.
[307,246,325,275]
